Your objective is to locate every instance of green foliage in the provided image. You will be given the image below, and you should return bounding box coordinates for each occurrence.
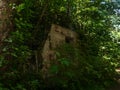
[47,44,116,90]
[0,0,119,90]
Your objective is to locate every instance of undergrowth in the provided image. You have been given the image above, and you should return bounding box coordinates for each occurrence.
[0,0,119,90]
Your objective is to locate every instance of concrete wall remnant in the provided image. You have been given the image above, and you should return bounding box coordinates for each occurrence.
[41,24,78,77]
[0,0,12,44]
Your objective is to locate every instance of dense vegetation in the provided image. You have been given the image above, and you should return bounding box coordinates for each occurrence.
[0,0,120,90]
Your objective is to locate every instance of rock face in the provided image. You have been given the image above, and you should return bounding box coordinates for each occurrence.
[0,0,12,44]
[41,24,78,77]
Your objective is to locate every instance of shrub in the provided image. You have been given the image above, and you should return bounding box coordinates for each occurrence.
[47,43,116,90]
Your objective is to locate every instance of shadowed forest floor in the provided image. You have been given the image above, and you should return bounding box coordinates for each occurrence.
[108,79,120,90]
[106,69,120,90]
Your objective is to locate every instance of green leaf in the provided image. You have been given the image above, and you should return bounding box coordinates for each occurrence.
[50,65,59,74]
[16,3,25,12]
[59,58,70,67]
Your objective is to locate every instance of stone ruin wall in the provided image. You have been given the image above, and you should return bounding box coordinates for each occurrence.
[41,24,78,78]
[0,0,13,44]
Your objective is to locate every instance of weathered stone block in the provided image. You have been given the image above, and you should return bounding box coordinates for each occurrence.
[0,0,12,44]
[41,24,78,78]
